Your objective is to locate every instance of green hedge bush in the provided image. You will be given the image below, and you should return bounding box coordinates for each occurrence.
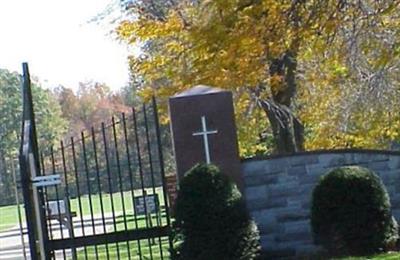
[311,166,398,256]
[172,163,260,260]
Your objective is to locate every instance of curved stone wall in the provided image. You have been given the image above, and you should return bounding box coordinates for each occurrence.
[242,149,400,257]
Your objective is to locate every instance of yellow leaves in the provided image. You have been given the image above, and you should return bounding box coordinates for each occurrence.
[162,12,185,35]
[117,20,134,38]
[323,19,339,35]
[118,0,400,156]
[270,75,284,95]
[299,41,374,150]
[332,64,348,77]
[300,47,400,151]
[373,47,392,69]
[236,95,269,156]
[385,129,399,140]
[166,41,185,53]
[139,87,154,102]
[380,2,399,16]
[117,11,184,44]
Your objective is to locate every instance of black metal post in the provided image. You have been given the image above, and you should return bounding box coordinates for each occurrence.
[19,62,51,260]
[91,127,111,260]
[121,112,143,259]
[152,97,174,252]
[101,122,121,259]
[132,107,154,259]
[143,104,165,258]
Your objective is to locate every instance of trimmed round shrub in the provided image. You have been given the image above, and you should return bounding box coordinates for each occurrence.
[311,166,398,256]
[172,163,260,260]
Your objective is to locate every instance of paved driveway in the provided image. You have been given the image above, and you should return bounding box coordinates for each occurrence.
[0,213,117,259]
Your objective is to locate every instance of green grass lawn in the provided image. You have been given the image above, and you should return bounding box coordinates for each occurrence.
[1,187,172,259]
[0,204,25,231]
[68,187,165,219]
[75,236,171,259]
[337,252,400,259]
[0,187,166,232]
[70,212,171,259]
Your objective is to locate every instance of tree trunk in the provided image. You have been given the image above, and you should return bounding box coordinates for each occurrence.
[259,99,304,154]
[259,51,304,154]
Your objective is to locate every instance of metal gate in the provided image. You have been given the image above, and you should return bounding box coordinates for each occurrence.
[19,63,173,260]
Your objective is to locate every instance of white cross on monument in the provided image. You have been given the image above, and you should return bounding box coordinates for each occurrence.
[192,116,218,164]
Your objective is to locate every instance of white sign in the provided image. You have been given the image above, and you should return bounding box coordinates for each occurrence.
[192,116,218,164]
[31,174,61,187]
[46,200,66,216]
[134,194,159,215]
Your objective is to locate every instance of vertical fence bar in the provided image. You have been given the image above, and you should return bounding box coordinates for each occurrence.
[132,107,154,260]
[60,141,77,260]
[152,97,174,252]
[81,132,99,259]
[20,131,38,257]
[20,62,51,260]
[91,127,110,260]
[101,122,121,259]
[11,158,28,260]
[111,116,132,259]
[143,104,164,258]
[122,112,143,260]
[25,62,50,259]
[30,153,50,260]
[70,138,88,260]
[20,65,35,258]
[40,153,53,244]
[20,148,39,260]
[50,147,67,259]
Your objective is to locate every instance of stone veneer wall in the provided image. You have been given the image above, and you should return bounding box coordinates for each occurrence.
[242,149,400,258]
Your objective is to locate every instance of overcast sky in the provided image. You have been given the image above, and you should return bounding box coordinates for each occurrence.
[0,0,132,91]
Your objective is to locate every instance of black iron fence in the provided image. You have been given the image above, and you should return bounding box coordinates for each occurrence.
[0,156,29,260]
[19,63,173,260]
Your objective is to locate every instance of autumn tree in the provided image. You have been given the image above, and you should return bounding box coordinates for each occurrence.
[117,0,400,156]
[53,81,130,136]
[298,2,400,149]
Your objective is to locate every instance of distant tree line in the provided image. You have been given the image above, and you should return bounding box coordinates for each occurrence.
[0,68,174,206]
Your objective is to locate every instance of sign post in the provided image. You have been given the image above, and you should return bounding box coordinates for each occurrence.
[134,193,160,244]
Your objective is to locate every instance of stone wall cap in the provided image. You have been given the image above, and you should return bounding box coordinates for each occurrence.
[241,148,400,162]
[171,85,229,98]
